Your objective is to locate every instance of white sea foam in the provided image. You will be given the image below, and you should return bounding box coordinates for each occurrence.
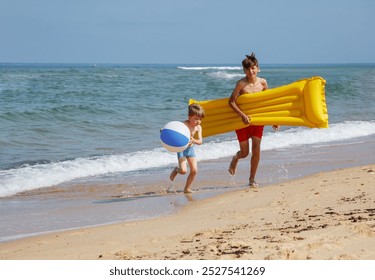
[0,149,176,197]
[196,120,375,160]
[178,66,241,71]
[0,120,374,197]
[206,71,243,80]
[178,66,244,79]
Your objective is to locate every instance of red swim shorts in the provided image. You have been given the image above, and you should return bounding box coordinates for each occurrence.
[235,125,264,142]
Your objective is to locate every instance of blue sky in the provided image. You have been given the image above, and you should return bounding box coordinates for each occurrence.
[1,0,374,64]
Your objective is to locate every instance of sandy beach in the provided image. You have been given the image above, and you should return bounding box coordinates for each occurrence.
[0,164,374,260]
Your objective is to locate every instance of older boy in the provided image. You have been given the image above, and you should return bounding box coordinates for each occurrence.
[228,52,279,187]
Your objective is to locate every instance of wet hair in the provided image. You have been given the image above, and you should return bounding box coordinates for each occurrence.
[242,52,259,69]
[188,103,205,118]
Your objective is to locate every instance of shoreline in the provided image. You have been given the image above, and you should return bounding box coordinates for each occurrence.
[0,136,374,244]
[0,164,374,260]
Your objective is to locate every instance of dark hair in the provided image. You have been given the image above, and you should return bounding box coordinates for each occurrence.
[242,52,259,69]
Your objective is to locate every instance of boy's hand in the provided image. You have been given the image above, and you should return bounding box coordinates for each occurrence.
[241,114,251,124]
[272,125,280,131]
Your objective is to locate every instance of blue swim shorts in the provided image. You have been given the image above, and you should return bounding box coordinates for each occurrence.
[177,145,196,159]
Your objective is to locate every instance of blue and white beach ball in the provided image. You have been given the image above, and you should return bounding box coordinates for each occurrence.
[160,121,190,153]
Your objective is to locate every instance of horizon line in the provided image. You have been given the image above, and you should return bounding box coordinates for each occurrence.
[1,62,375,66]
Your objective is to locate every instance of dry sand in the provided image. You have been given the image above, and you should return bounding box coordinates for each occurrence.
[0,164,374,260]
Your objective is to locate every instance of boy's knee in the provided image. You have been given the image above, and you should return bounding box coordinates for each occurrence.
[239,151,249,158]
[179,169,187,175]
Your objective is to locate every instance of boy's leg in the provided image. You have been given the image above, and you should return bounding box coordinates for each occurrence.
[184,157,197,193]
[228,140,249,175]
[170,157,187,181]
[249,136,261,187]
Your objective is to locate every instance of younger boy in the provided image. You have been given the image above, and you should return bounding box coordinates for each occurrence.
[169,103,205,193]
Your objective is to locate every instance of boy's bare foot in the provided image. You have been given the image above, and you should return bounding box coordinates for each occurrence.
[169,167,178,181]
[249,180,258,188]
[184,188,194,194]
[167,184,177,194]
[228,156,238,175]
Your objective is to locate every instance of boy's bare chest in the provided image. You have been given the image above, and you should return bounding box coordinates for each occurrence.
[240,79,263,94]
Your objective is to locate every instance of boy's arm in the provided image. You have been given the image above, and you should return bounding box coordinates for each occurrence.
[228,81,251,125]
[261,78,268,91]
[192,125,203,145]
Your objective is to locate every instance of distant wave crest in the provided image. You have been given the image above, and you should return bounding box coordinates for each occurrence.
[178,66,243,79]
[207,71,243,79]
[178,66,241,71]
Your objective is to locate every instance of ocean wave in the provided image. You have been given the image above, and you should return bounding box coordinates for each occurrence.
[196,120,375,160]
[178,66,241,71]
[0,150,177,197]
[206,71,244,80]
[178,66,244,79]
[0,120,374,197]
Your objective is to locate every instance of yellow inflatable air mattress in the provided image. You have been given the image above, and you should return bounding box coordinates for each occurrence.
[189,76,328,138]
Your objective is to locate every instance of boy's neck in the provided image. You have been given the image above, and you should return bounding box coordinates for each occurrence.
[246,76,257,84]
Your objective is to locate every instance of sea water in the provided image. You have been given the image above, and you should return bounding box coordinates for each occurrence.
[1,63,375,241]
